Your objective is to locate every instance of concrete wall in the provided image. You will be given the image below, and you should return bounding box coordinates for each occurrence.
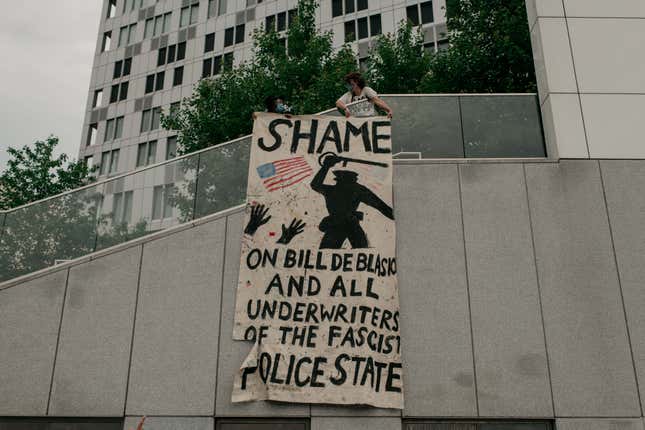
[2,160,645,429]
[527,0,645,159]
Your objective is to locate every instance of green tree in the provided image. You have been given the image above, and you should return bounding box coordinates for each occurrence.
[161,0,356,155]
[419,0,536,93]
[366,22,431,94]
[0,136,96,210]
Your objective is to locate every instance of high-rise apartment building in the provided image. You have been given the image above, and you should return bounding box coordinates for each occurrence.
[78,0,447,177]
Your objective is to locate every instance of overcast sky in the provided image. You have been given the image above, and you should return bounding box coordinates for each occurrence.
[0,1,102,171]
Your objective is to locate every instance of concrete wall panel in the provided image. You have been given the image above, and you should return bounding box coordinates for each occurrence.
[556,419,644,430]
[312,417,401,430]
[395,164,477,417]
[581,94,645,159]
[215,212,309,417]
[0,271,67,415]
[569,19,645,93]
[126,219,226,415]
[563,0,645,18]
[49,247,141,416]
[525,160,640,416]
[460,164,552,417]
[600,160,645,413]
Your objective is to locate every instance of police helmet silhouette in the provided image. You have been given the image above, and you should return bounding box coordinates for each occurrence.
[332,170,358,183]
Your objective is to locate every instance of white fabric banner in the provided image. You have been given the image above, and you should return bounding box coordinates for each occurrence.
[232,113,403,409]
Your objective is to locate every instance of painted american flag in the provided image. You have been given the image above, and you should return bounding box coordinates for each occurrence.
[256,156,313,192]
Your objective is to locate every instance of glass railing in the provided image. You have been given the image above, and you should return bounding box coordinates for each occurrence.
[0,94,545,282]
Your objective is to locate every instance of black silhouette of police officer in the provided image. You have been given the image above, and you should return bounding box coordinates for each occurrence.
[311,153,394,249]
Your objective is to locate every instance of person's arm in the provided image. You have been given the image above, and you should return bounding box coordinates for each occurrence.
[360,186,394,220]
[131,416,146,430]
[311,155,340,193]
[336,94,352,118]
[371,96,393,119]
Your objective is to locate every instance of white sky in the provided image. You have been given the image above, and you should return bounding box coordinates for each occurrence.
[0,1,102,171]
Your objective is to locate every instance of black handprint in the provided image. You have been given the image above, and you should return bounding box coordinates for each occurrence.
[244,204,271,236]
[277,218,306,244]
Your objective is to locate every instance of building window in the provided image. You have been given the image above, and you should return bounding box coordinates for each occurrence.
[345,15,380,41]
[86,123,98,146]
[140,107,162,133]
[205,32,215,52]
[118,23,137,47]
[109,82,129,103]
[370,14,381,36]
[136,140,158,167]
[101,31,112,52]
[105,116,124,141]
[166,136,178,159]
[145,71,165,94]
[357,17,368,39]
[208,0,217,18]
[218,0,227,15]
[288,9,298,25]
[344,20,356,42]
[277,12,286,31]
[100,149,120,175]
[224,27,234,47]
[92,89,103,108]
[84,155,94,169]
[180,3,199,27]
[152,184,174,220]
[407,1,433,26]
[333,0,367,17]
[112,190,133,224]
[224,52,234,71]
[158,42,186,66]
[332,0,342,17]
[420,1,434,23]
[123,0,144,13]
[145,12,172,38]
[107,0,117,18]
[173,66,184,86]
[265,15,276,31]
[114,58,132,78]
[109,149,120,174]
[100,151,110,175]
[235,24,245,44]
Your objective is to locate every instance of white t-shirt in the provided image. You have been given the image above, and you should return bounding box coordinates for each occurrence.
[338,86,378,117]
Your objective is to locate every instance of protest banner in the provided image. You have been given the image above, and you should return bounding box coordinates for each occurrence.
[232,113,402,409]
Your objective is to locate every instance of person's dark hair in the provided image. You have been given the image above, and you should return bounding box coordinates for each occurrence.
[264,95,278,113]
[344,72,366,89]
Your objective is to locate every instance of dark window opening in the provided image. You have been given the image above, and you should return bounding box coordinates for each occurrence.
[344,20,356,42]
[173,66,184,86]
[357,17,368,39]
[235,24,245,44]
[205,32,215,52]
[420,0,434,23]
[406,5,419,25]
[277,12,286,31]
[370,14,381,36]
[224,27,234,46]
[345,0,354,14]
[331,0,342,17]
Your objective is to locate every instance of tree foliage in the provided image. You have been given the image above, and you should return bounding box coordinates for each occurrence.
[161,0,356,155]
[419,0,536,93]
[366,22,431,94]
[0,136,96,210]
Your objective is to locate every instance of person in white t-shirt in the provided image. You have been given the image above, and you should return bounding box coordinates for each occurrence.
[335,72,393,119]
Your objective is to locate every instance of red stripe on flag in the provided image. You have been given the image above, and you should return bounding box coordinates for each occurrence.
[263,166,313,187]
[274,157,305,167]
[267,171,313,192]
[275,160,308,172]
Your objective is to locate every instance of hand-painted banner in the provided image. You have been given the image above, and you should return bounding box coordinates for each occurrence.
[232,113,403,409]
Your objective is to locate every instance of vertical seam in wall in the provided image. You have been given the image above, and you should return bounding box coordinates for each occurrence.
[597,160,644,416]
[213,217,229,416]
[522,163,557,417]
[457,97,466,158]
[456,164,480,416]
[123,244,145,416]
[561,0,591,158]
[46,268,71,415]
